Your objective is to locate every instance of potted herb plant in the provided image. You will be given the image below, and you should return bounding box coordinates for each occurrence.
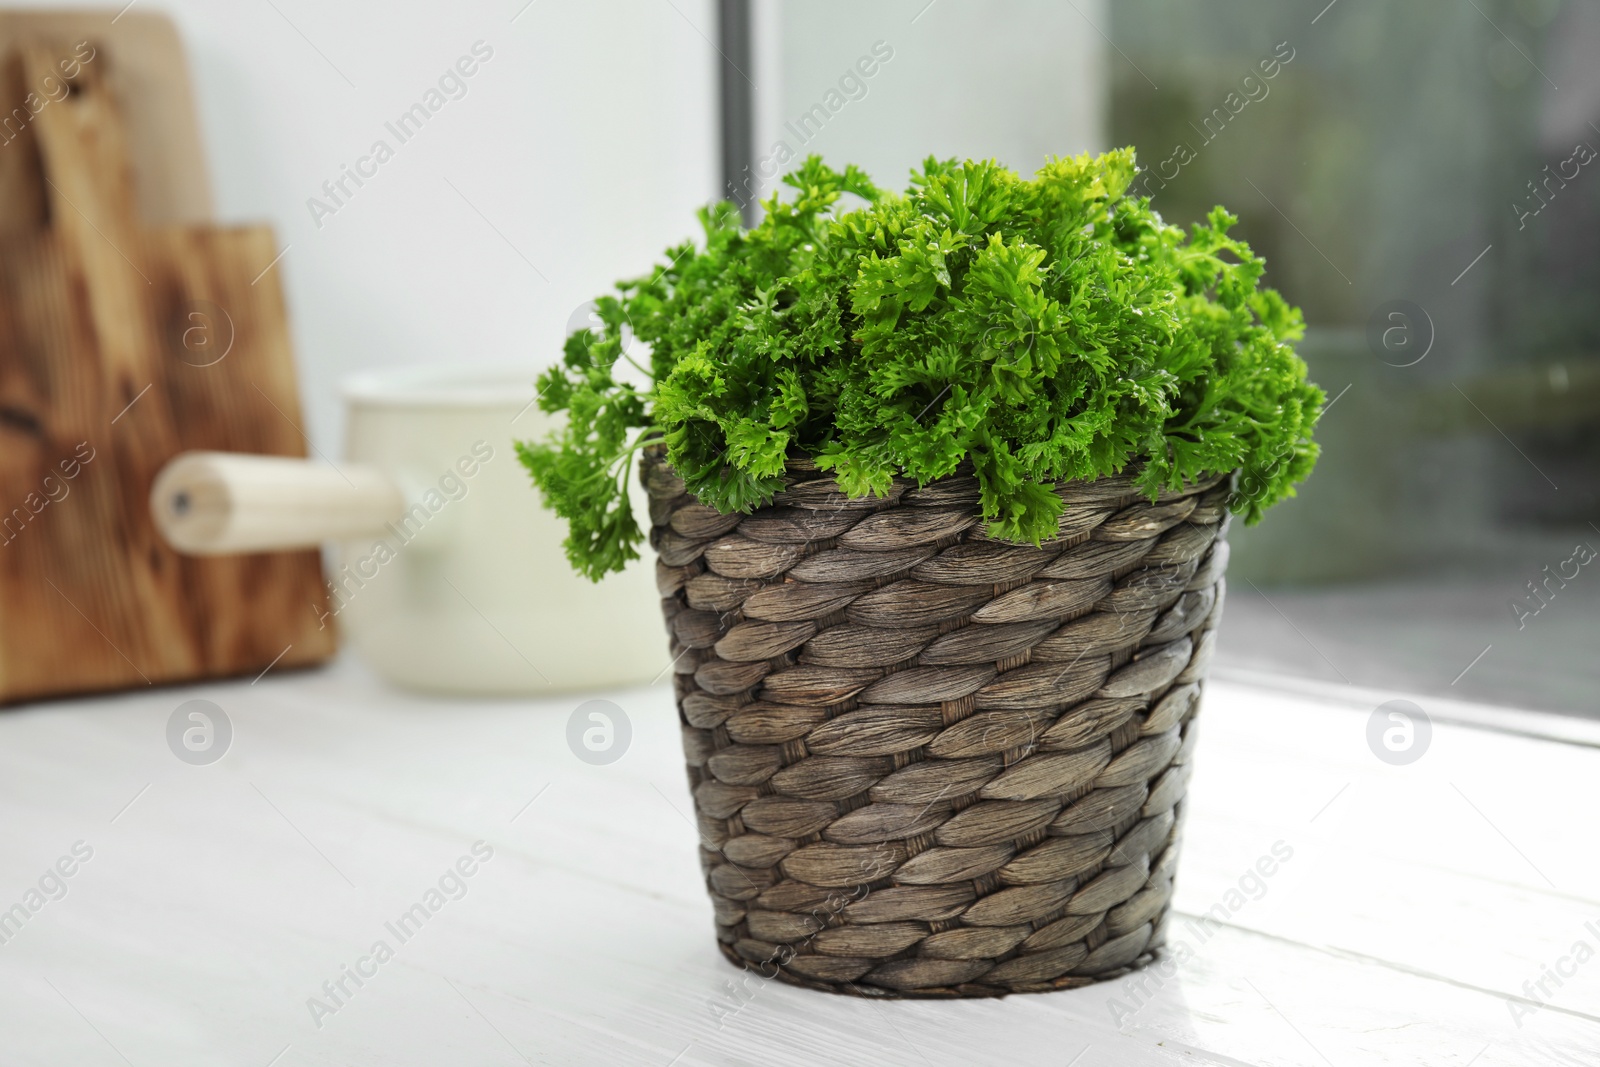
[519,150,1321,997]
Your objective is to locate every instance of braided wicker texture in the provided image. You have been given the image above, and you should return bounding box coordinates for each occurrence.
[644,448,1231,998]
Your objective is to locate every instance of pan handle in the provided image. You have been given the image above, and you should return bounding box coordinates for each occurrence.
[151,451,406,555]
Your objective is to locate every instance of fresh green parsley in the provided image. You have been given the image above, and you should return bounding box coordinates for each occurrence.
[518,150,1322,580]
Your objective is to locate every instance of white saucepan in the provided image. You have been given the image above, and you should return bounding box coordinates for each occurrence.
[150,366,663,695]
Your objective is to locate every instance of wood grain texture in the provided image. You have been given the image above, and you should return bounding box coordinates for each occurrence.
[0,12,212,226]
[0,39,331,703]
[0,663,1592,1065]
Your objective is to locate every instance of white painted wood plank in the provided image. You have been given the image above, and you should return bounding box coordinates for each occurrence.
[0,660,1594,1065]
[1212,667,1600,749]
[1173,680,1600,1023]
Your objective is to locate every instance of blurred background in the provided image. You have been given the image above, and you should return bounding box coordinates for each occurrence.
[16,0,1591,714]
[739,0,1600,716]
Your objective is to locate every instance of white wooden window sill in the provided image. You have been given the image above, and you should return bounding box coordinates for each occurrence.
[0,660,1594,1066]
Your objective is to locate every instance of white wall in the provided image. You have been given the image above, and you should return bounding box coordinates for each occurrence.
[29,0,718,453]
[750,0,1105,208]
[27,0,1105,451]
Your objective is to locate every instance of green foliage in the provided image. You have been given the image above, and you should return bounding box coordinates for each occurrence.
[519,150,1323,580]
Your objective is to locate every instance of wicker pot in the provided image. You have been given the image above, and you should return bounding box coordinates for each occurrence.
[644,448,1230,998]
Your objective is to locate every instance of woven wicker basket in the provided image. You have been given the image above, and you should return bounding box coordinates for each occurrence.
[643,448,1230,998]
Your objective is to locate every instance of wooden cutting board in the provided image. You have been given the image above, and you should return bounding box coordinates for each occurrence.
[0,10,212,226]
[0,37,334,704]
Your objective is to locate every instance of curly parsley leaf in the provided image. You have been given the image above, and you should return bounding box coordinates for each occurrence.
[520,149,1323,579]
